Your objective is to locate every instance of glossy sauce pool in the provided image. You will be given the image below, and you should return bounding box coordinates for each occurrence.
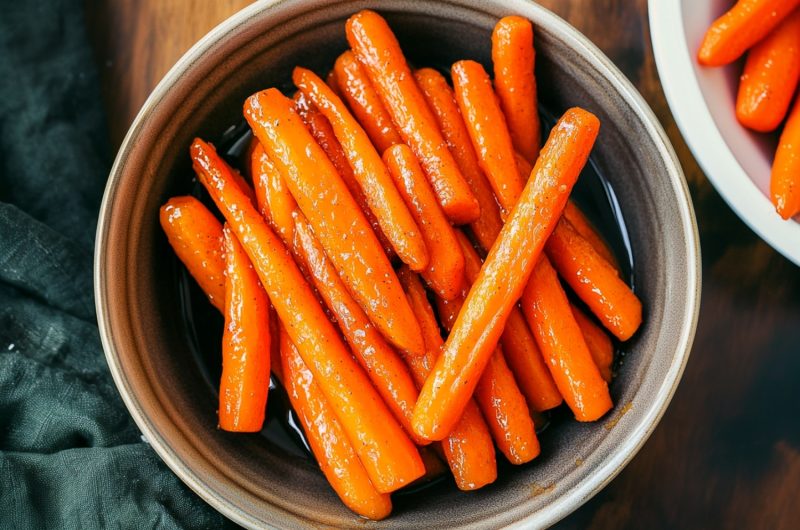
[173,107,636,500]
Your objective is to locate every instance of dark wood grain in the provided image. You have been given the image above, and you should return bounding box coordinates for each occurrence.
[86,1,800,528]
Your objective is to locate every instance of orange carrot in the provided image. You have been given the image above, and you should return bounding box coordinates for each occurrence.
[325,69,343,98]
[383,144,465,300]
[698,0,800,67]
[191,138,424,492]
[521,256,612,422]
[452,59,525,217]
[562,200,620,270]
[772,95,800,219]
[292,92,396,259]
[244,88,424,356]
[346,10,480,224]
[546,217,642,341]
[736,9,800,132]
[334,50,403,153]
[219,224,271,432]
[279,327,392,520]
[492,16,541,162]
[514,150,533,180]
[250,142,297,243]
[398,267,497,490]
[571,303,614,383]
[411,108,600,440]
[414,67,505,253]
[160,196,226,312]
[293,67,428,271]
[453,230,562,413]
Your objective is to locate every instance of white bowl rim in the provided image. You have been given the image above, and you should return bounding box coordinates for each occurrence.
[649,0,800,266]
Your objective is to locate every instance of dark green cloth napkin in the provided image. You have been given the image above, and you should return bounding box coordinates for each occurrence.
[0,2,233,528]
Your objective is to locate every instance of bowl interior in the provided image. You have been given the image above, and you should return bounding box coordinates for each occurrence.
[97,0,698,528]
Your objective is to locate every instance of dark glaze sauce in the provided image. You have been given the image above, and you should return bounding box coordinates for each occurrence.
[174,105,635,498]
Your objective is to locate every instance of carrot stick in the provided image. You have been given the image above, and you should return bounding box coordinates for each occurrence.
[453,230,562,412]
[293,67,428,271]
[160,196,226,312]
[452,59,525,218]
[772,95,800,219]
[292,92,396,259]
[562,201,620,271]
[397,267,497,490]
[334,50,403,153]
[219,224,271,432]
[325,69,343,98]
[346,10,480,224]
[736,10,800,132]
[279,327,392,520]
[411,107,600,440]
[698,0,800,67]
[414,68,505,253]
[191,138,424,492]
[492,15,541,162]
[546,217,642,341]
[521,257,612,422]
[571,303,614,383]
[383,144,465,300]
[250,142,297,243]
[244,88,425,356]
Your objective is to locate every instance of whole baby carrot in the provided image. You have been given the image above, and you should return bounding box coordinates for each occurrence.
[191,138,424,492]
[698,0,800,66]
[219,224,271,432]
[571,303,614,383]
[772,95,800,219]
[562,200,620,271]
[414,68,505,253]
[244,88,425,356]
[521,256,612,422]
[546,217,642,341]
[492,16,541,162]
[250,142,297,243]
[334,50,403,153]
[279,327,392,520]
[411,108,600,440]
[452,59,525,218]
[292,92,396,259]
[160,196,226,312]
[453,230,562,413]
[293,67,428,271]
[383,144,465,300]
[346,10,480,224]
[736,9,800,132]
[398,267,497,490]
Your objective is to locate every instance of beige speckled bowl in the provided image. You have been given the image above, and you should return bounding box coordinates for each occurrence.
[95,0,701,527]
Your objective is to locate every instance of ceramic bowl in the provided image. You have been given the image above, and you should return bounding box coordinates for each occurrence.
[649,0,800,265]
[95,0,700,527]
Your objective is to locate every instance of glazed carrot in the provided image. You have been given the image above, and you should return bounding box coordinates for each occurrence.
[514,150,533,179]
[492,16,541,162]
[698,0,800,67]
[453,230,562,412]
[292,92,396,259]
[334,50,403,153]
[219,224,271,432]
[325,69,343,98]
[346,10,480,224]
[435,289,540,464]
[398,267,497,490]
[244,88,424,356]
[160,196,226,312]
[418,446,448,483]
[414,68,505,253]
[736,10,800,132]
[293,67,428,271]
[250,142,297,243]
[571,303,614,383]
[771,95,800,219]
[383,144,465,300]
[192,138,424,492]
[411,108,600,440]
[521,257,612,422]
[242,135,259,179]
[452,60,525,218]
[562,200,620,270]
[279,327,392,520]
[546,218,642,341]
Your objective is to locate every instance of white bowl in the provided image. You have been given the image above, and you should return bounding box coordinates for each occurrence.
[649,0,800,266]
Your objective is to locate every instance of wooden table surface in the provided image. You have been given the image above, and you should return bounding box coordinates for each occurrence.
[87,1,800,528]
